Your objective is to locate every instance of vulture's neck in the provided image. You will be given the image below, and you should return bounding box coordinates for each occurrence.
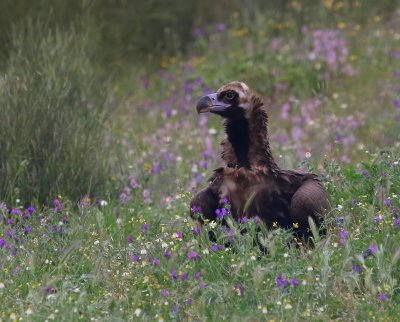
[221,97,279,172]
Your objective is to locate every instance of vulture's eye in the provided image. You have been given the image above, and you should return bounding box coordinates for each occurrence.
[225,91,236,100]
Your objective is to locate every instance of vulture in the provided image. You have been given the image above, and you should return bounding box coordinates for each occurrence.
[190,81,330,242]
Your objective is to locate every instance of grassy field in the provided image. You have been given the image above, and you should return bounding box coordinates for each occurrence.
[1,2,400,321]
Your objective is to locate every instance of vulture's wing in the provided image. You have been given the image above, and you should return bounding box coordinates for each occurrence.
[189,168,224,224]
[280,169,330,237]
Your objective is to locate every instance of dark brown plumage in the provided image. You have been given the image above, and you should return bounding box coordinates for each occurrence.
[190,81,330,241]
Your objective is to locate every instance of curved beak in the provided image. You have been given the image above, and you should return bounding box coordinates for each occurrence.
[196,93,230,114]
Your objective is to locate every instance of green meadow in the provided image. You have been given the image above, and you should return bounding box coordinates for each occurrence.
[0,1,399,321]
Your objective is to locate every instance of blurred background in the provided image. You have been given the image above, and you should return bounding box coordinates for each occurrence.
[0,0,399,204]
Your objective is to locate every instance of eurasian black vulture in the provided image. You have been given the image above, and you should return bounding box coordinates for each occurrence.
[190,81,330,241]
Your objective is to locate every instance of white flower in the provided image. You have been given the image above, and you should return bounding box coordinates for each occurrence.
[209,221,217,229]
[0,282,4,289]
[134,308,142,317]
[100,200,108,207]
[208,128,217,135]
[261,306,268,314]
[284,304,293,309]
[307,266,313,272]
[140,249,147,255]
[337,205,343,210]
[283,253,289,258]
[161,242,168,248]
[25,308,33,315]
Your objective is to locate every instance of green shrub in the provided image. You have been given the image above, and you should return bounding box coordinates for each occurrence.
[0,21,114,203]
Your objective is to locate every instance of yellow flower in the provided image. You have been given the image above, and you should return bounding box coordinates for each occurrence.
[293,222,299,229]
[374,16,381,23]
[338,22,347,30]
[232,28,248,38]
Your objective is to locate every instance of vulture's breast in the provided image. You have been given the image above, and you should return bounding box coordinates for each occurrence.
[217,167,275,217]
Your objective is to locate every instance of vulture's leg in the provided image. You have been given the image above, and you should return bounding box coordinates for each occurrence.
[190,186,219,242]
[289,179,330,242]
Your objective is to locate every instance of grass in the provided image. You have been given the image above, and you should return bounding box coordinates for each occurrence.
[0,21,116,204]
[0,150,399,321]
[1,2,400,321]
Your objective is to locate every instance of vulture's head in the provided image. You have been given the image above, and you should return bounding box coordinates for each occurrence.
[196,81,254,120]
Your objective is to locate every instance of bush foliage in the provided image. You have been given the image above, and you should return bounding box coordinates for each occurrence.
[0,22,113,203]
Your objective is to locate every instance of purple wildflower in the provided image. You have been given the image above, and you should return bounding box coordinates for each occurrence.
[7,218,14,226]
[44,286,53,293]
[184,298,193,305]
[6,230,12,238]
[12,248,17,256]
[177,231,183,239]
[188,250,201,261]
[131,254,139,262]
[193,271,202,279]
[385,198,391,206]
[369,244,378,253]
[119,192,130,205]
[61,216,68,223]
[151,163,161,174]
[129,175,140,189]
[142,189,151,204]
[215,23,226,32]
[352,265,362,273]
[394,218,400,226]
[239,216,248,224]
[192,228,201,235]
[191,206,201,213]
[234,284,244,296]
[180,272,188,280]
[336,216,345,227]
[211,244,224,251]
[374,216,383,223]
[162,290,170,297]
[379,293,388,301]
[171,269,178,280]
[0,238,4,248]
[172,305,179,312]
[53,199,63,212]
[127,235,134,243]
[24,226,31,235]
[276,274,289,288]
[164,251,172,259]
[339,230,347,246]
[142,223,149,232]
[153,258,160,266]
[0,202,8,213]
[193,27,205,37]
[362,169,370,179]
[80,195,91,208]
[290,278,299,286]
[27,206,35,213]
[199,282,206,289]
[11,208,21,215]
